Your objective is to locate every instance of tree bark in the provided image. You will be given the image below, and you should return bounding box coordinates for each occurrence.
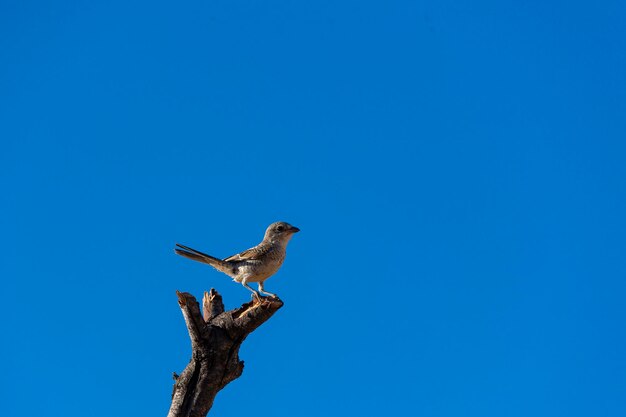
[167,289,283,417]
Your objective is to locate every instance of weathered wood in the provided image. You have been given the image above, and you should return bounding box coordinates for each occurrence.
[167,289,283,417]
[202,289,224,322]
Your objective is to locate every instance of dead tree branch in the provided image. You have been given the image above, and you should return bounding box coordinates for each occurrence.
[167,289,283,417]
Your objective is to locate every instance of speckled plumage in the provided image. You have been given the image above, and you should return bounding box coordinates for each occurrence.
[175,221,299,298]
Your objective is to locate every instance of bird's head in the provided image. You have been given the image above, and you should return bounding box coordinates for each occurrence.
[264,221,300,243]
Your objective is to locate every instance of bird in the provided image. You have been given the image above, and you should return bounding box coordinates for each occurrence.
[175,221,300,299]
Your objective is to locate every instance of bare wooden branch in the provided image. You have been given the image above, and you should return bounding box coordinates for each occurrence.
[168,289,283,417]
[202,289,224,322]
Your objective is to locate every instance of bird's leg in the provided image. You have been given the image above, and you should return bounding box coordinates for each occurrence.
[258,281,276,298]
[241,277,262,300]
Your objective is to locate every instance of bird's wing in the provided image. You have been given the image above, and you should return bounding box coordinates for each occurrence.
[223,245,264,262]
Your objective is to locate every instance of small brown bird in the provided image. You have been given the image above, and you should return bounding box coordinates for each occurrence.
[175,221,300,299]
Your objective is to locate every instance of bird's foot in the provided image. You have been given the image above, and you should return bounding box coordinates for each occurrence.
[258,292,279,301]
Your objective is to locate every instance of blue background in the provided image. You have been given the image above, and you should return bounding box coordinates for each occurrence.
[2,1,625,416]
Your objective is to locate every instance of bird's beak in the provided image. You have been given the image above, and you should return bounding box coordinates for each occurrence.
[290,226,300,233]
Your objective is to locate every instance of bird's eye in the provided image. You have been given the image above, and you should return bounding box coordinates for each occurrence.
[276,225,284,232]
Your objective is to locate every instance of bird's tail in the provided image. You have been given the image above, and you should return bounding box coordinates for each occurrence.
[175,243,230,272]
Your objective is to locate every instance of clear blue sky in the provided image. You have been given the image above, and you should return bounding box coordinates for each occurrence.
[1,1,625,416]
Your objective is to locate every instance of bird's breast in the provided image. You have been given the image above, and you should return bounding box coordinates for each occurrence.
[236,248,286,282]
